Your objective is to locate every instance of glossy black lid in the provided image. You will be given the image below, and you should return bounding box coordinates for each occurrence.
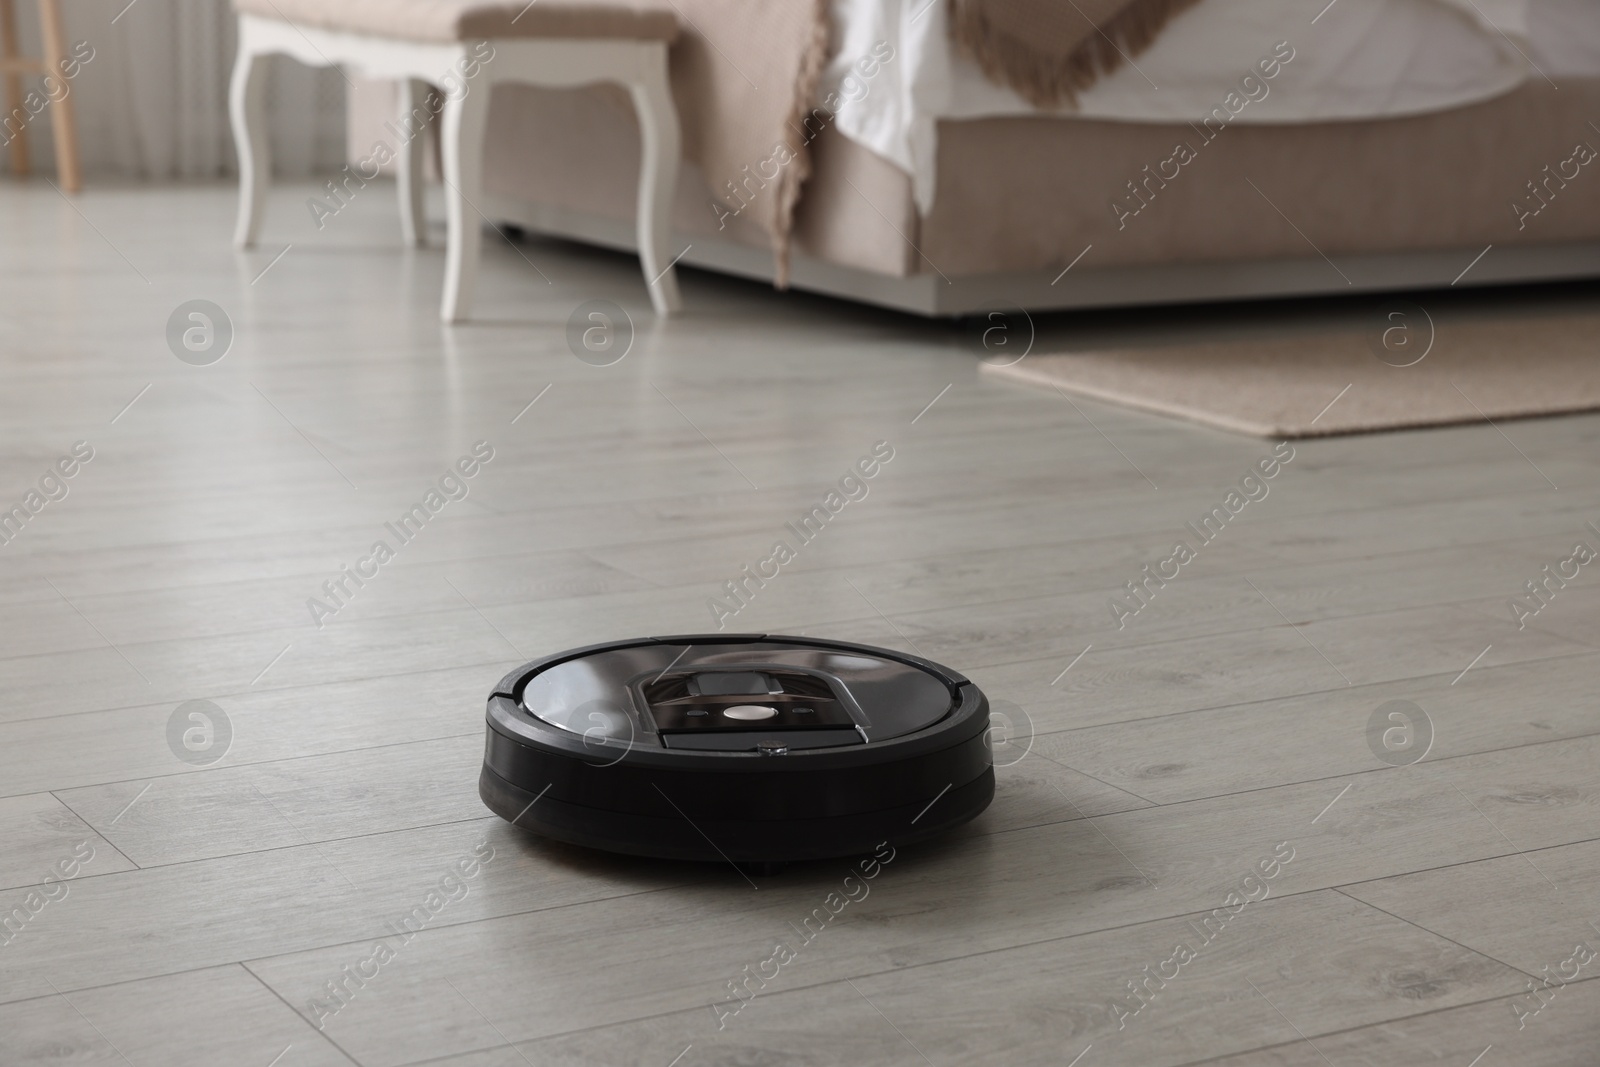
[510,636,960,746]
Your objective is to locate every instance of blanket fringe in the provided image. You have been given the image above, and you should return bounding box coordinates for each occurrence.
[949,0,1204,109]
[771,0,835,287]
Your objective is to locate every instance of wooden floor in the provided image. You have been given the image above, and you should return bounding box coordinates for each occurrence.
[2,181,1598,1067]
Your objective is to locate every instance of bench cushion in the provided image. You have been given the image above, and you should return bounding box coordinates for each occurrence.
[234,0,678,43]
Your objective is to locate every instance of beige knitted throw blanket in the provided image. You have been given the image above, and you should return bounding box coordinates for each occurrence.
[674,0,1195,280]
[948,0,1202,107]
[667,0,831,285]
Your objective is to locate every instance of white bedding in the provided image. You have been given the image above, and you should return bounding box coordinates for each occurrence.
[818,0,1600,214]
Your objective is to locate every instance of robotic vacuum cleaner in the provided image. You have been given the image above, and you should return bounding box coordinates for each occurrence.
[480,634,994,862]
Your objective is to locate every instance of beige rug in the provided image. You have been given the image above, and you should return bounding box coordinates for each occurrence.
[982,311,1600,437]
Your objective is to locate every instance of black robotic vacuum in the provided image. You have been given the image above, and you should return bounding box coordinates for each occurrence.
[479,634,994,862]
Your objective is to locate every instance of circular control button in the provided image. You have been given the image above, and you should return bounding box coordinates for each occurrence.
[724,705,778,721]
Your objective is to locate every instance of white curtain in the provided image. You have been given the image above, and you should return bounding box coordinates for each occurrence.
[2,0,345,179]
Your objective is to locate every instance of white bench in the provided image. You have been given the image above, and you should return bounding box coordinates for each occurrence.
[229,0,682,321]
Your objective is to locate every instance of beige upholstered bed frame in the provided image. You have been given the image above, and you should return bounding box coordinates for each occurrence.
[350,77,1600,315]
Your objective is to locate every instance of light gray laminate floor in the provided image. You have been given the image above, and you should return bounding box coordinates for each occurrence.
[1,182,1598,1067]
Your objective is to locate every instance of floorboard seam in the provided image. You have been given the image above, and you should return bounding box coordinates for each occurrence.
[1165,973,1600,1067]
[0,813,503,891]
[946,600,1590,678]
[238,960,369,1067]
[1022,647,1600,738]
[1014,726,1600,817]
[1,730,484,803]
[0,655,519,728]
[1327,885,1543,982]
[1028,749,1161,806]
[381,920,1600,1066]
[8,545,1588,684]
[46,788,142,873]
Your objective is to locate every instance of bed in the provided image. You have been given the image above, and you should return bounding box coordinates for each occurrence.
[347,0,1600,315]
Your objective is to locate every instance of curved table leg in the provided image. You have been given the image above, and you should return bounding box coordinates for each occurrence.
[229,23,272,249]
[439,67,491,323]
[396,77,428,247]
[628,45,682,316]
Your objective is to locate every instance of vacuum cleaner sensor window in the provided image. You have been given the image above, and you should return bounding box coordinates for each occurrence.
[480,634,995,862]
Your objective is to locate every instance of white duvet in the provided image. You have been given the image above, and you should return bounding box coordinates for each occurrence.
[818,0,1600,213]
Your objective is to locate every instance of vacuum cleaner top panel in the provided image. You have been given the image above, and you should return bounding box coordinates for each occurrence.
[516,638,958,751]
